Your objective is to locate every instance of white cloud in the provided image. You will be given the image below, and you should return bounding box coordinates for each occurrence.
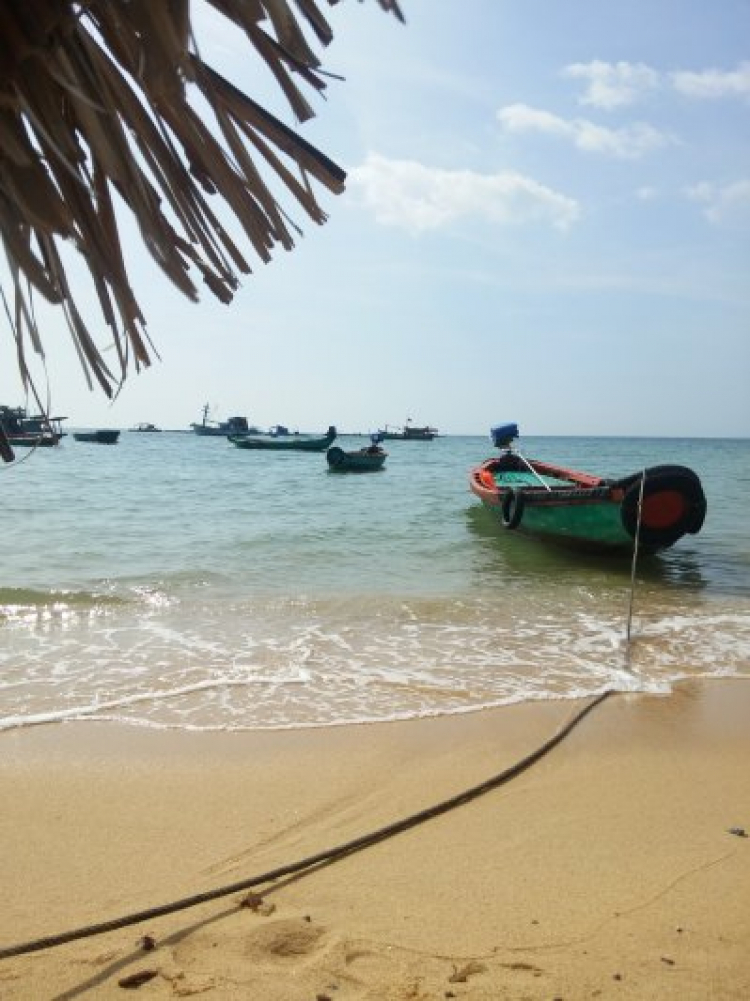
[349,154,580,233]
[497,103,673,158]
[564,60,660,109]
[635,186,658,201]
[561,59,750,105]
[671,62,750,99]
[685,180,750,225]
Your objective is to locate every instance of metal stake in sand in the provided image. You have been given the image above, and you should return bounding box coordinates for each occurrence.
[625,470,646,665]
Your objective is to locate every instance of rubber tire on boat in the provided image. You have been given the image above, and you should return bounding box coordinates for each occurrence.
[501,488,525,529]
[620,469,707,547]
[326,446,345,467]
[612,464,702,493]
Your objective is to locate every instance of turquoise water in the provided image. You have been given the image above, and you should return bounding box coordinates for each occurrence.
[1,432,748,731]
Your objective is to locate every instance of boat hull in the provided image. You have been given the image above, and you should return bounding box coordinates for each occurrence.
[326,446,386,471]
[379,425,437,441]
[4,434,61,448]
[1,405,67,458]
[192,424,253,437]
[74,430,120,444]
[469,456,706,554]
[230,428,337,452]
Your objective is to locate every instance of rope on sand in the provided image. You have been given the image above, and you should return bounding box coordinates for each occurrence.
[0,690,614,960]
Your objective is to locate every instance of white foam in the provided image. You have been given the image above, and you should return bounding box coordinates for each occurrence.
[1,589,749,732]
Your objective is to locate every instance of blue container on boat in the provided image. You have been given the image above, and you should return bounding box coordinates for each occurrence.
[490,423,519,448]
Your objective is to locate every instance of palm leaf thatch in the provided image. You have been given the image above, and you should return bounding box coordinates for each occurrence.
[0,0,405,399]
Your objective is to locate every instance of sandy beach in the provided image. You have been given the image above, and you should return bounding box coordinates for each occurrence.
[1,679,749,1000]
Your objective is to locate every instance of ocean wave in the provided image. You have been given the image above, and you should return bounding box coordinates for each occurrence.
[1,592,748,733]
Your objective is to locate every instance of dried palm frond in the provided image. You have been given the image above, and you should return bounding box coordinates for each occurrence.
[0,0,405,398]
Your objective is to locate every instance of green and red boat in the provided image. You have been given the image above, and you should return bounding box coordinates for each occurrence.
[469,424,707,554]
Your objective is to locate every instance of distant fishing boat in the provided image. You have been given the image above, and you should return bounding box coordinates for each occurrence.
[469,423,707,554]
[130,422,161,432]
[378,418,438,441]
[191,403,256,437]
[326,436,387,472]
[0,405,67,457]
[73,430,120,444]
[230,426,337,452]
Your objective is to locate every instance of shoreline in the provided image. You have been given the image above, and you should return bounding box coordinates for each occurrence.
[2,679,749,999]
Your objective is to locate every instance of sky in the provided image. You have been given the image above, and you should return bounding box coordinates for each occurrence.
[1,0,749,437]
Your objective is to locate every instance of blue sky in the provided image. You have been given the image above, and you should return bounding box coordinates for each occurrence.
[1,0,749,437]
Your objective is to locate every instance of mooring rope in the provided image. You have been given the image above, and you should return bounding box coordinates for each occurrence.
[0,689,613,960]
[625,469,647,658]
[516,450,553,491]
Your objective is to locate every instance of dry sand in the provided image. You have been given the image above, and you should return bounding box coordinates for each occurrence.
[1,679,749,1000]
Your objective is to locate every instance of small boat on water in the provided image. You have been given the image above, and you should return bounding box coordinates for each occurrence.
[0,405,67,459]
[469,423,707,554]
[73,430,120,444]
[130,422,161,432]
[379,419,438,441]
[230,426,337,452]
[191,403,256,437]
[326,436,387,472]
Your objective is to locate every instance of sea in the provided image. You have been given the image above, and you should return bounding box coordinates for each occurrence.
[1,432,748,733]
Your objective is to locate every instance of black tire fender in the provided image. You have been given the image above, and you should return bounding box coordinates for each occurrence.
[621,471,707,546]
[326,446,345,467]
[501,488,525,529]
[612,464,702,493]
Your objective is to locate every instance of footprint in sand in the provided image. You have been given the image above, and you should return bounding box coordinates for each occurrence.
[242,918,327,961]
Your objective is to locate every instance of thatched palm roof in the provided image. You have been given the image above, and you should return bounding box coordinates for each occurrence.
[0,0,404,400]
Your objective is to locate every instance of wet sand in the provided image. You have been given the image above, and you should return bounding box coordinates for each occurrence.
[1,679,749,999]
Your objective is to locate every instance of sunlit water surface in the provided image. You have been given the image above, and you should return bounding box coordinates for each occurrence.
[1,433,748,731]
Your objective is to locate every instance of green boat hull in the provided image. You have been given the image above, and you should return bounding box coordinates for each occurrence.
[73,430,120,444]
[326,445,386,472]
[230,427,337,452]
[470,455,707,554]
[496,495,633,550]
